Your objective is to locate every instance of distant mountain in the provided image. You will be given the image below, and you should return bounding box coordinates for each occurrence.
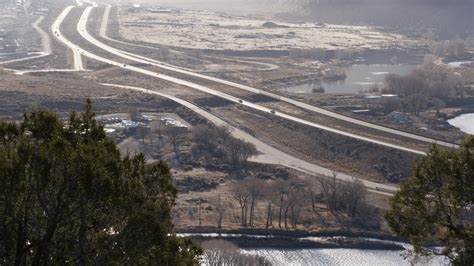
[270,0,473,39]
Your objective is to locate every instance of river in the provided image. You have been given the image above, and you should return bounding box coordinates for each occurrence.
[179,233,449,265]
[284,64,417,94]
[448,113,474,135]
[241,248,448,265]
[241,236,448,265]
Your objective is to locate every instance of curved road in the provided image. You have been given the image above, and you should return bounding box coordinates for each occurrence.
[51,2,399,195]
[95,2,458,150]
[0,16,51,65]
[101,83,398,196]
[75,1,427,155]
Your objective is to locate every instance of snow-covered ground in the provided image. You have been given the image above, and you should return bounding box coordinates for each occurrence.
[118,7,420,51]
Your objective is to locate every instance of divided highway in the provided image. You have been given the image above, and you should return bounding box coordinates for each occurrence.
[51,1,400,195]
[51,5,84,70]
[101,83,398,196]
[95,2,458,150]
[76,1,427,155]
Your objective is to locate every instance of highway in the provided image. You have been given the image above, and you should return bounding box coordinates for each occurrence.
[74,1,428,155]
[51,5,84,70]
[95,2,458,150]
[101,83,398,196]
[0,16,51,65]
[50,1,399,195]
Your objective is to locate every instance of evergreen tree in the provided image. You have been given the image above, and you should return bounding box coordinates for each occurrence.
[0,99,201,265]
[385,137,474,265]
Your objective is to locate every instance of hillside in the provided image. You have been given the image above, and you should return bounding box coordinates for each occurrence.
[269,0,473,39]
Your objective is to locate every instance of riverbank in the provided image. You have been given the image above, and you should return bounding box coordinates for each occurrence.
[177,228,409,250]
[179,229,450,265]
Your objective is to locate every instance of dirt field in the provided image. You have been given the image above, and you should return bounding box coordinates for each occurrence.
[118,7,421,52]
[0,70,179,119]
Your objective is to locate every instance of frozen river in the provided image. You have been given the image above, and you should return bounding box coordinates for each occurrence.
[448,113,474,135]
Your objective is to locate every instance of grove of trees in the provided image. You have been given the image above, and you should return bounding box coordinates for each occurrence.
[0,100,201,265]
[212,175,372,230]
[382,62,465,115]
[192,124,257,169]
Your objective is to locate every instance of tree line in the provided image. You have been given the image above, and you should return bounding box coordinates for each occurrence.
[208,173,374,231]
[191,124,257,170]
[382,62,466,115]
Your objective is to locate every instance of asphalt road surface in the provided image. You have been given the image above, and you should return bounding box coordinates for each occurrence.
[76,1,428,155]
[95,2,458,150]
[46,0,439,195]
[101,83,398,196]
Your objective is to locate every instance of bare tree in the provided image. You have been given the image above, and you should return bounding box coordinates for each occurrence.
[431,98,446,117]
[316,174,368,218]
[230,182,251,227]
[192,125,257,168]
[202,240,271,266]
[244,178,265,227]
[273,179,290,229]
[338,178,367,218]
[192,124,231,162]
[307,178,322,212]
[316,171,339,214]
[263,183,275,229]
[210,195,227,229]
[192,124,229,148]
[226,138,257,169]
[288,187,308,229]
[163,126,187,156]
[405,93,428,115]
[202,240,238,266]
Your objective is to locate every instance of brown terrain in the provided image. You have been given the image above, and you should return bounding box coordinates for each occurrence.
[1,0,473,236]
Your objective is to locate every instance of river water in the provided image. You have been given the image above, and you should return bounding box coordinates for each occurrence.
[241,248,448,266]
[182,233,450,266]
[448,113,474,135]
[284,64,417,94]
[241,236,448,265]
